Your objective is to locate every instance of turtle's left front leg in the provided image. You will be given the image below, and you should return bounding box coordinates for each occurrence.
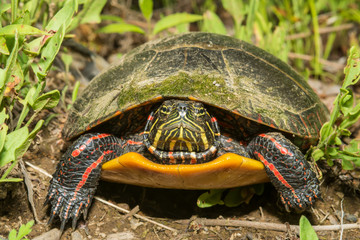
[46,133,144,231]
[247,132,320,211]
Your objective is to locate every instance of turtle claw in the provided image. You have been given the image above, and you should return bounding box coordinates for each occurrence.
[60,220,66,233]
[46,177,96,230]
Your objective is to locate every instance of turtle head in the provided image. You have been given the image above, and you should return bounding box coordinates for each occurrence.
[144,100,218,152]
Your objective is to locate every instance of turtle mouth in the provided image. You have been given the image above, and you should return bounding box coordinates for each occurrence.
[162,121,203,133]
[154,126,209,152]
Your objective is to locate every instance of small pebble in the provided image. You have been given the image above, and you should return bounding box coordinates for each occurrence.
[106,231,137,240]
[71,230,83,240]
[32,228,61,240]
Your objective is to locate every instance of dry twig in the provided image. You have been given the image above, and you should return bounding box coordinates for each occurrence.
[19,159,40,223]
[288,52,345,72]
[24,161,178,233]
[175,218,360,234]
[286,23,355,40]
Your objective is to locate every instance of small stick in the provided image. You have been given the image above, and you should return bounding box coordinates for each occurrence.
[287,52,345,71]
[286,23,355,40]
[19,160,40,223]
[123,205,140,219]
[340,198,344,240]
[24,161,178,233]
[175,218,360,234]
[259,206,264,219]
[94,197,177,232]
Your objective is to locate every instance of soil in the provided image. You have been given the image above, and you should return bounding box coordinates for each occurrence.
[1,60,359,240]
[1,141,360,240]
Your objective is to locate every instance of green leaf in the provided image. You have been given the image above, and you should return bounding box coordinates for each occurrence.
[61,53,73,73]
[224,187,254,207]
[0,3,11,15]
[0,24,47,36]
[80,0,107,24]
[31,24,65,80]
[8,229,17,240]
[23,36,44,56]
[221,0,244,25]
[345,139,360,153]
[334,137,342,145]
[98,23,145,34]
[72,81,81,103]
[46,0,77,31]
[0,125,9,153]
[327,147,339,157]
[0,126,29,167]
[0,31,19,106]
[0,36,9,55]
[341,158,354,170]
[197,189,224,208]
[299,215,318,240]
[0,109,9,124]
[0,177,23,183]
[23,0,41,21]
[202,10,227,35]
[311,148,324,161]
[7,220,34,240]
[175,23,189,33]
[139,0,153,22]
[101,15,124,23]
[15,120,44,160]
[153,13,203,35]
[32,90,60,110]
[343,46,360,88]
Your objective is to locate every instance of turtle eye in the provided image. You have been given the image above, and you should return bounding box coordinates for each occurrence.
[161,106,168,114]
[195,107,205,116]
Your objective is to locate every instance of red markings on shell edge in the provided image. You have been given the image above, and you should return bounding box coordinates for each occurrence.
[254,151,301,205]
[259,134,293,156]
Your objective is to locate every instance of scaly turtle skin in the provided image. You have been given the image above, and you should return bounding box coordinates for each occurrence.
[46,33,328,231]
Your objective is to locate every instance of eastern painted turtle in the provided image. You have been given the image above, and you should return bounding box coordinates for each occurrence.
[46,32,329,230]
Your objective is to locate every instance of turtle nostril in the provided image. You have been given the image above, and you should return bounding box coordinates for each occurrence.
[177,103,188,113]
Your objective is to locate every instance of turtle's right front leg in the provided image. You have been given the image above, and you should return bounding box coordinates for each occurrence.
[45,133,144,231]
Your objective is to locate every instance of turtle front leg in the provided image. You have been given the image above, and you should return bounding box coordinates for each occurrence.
[247,132,320,211]
[45,133,144,231]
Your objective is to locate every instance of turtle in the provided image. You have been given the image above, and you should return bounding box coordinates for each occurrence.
[46,32,329,231]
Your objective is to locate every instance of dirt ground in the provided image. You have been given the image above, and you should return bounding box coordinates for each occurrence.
[0,51,360,240]
[1,4,360,239]
[1,133,360,240]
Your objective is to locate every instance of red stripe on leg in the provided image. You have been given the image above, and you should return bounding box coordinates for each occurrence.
[259,134,293,156]
[63,150,113,220]
[254,151,301,206]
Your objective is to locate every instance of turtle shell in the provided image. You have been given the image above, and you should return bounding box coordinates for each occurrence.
[63,32,329,149]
